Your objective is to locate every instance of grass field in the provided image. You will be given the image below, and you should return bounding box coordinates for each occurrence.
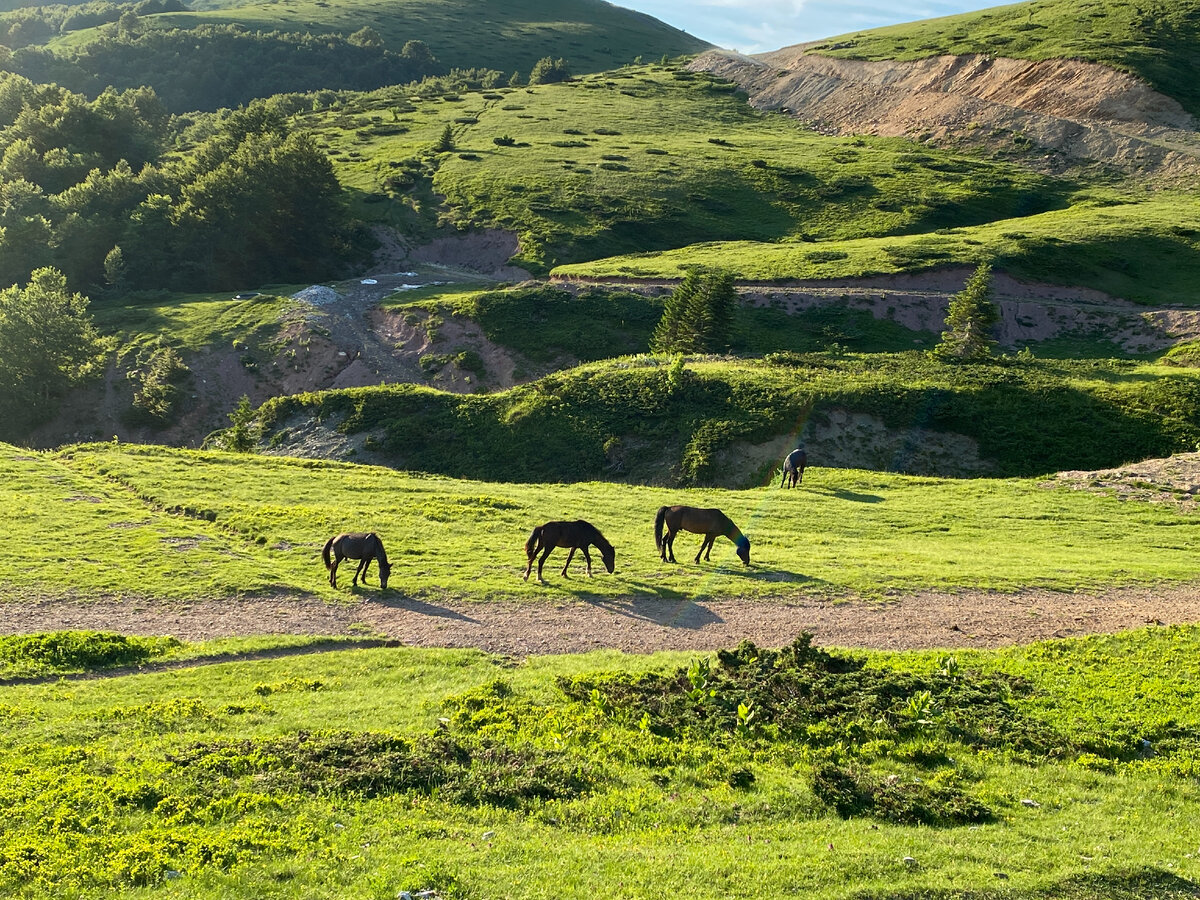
[5,441,1200,604]
[0,625,1197,897]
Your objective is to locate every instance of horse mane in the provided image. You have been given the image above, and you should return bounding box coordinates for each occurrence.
[585,521,614,555]
[370,533,389,567]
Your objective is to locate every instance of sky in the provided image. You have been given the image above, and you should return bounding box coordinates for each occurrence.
[623,0,1003,54]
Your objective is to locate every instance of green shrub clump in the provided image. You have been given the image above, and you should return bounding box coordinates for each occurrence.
[0,631,182,673]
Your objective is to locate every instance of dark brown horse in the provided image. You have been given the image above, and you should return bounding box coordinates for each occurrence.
[655,505,750,565]
[524,520,616,583]
[781,447,807,488]
[322,532,391,590]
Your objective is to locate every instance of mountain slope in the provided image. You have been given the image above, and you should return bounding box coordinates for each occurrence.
[805,0,1200,118]
[40,0,708,109]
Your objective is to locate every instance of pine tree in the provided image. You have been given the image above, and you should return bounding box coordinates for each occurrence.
[434,123,455,152]
[651,270,701,353]
[934,262,999,361]
[650,270,737,354]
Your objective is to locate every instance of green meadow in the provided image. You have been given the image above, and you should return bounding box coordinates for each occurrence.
[0,625,1197,898]
[4,441,1200,604]
[299,66,1071,274]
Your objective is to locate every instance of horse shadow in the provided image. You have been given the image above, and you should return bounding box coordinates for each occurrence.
[368,592,481,624]
[574,585,725,631]
[803,486,885,503]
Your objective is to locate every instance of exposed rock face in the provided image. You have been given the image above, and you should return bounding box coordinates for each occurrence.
[691,49,1200,178]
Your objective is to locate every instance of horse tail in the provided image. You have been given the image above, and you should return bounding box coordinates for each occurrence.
[321,537,334,571]
[525,525,542,557]
[654,506,668,551]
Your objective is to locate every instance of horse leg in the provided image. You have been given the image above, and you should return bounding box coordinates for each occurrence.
[560,547,577,578]
[694,535,707,564]
[665,529,677,563]
[523,539,540,582]
[581,546,593,577]
[352,557,369,587]
[798,467,804,484]
[360,556,373,585]
[329,556,340,587]
[537,547,553,583]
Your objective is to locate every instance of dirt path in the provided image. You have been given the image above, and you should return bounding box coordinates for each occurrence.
[6,583,1200,657]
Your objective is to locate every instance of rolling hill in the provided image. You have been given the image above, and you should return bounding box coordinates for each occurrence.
[18,0,709,110]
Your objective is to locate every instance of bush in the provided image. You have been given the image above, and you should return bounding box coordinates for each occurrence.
[0,631,182,673]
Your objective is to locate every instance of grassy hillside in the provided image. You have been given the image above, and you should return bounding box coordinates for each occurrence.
[0,626,1198,897]
[45,0,709,85]
[808,0,1200,117]
[303,66,1069,274]
[553,191,1200,306]
[7,441,1200,603]
[258,355,1200,484]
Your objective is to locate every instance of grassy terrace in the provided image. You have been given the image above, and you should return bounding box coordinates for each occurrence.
[260,354,1200,483]
[4,441,1200,604]
[552,192,1200,306]
[0,626,1197,897]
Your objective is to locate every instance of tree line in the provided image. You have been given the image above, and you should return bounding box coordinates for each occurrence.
[0,72,360,294]
[4,19,445,112]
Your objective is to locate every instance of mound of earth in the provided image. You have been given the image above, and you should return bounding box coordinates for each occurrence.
[1049,451,1200,511]
[690,49,1200,179]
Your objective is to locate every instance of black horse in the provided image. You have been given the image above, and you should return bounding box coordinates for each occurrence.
[781,447,807,488]
[322,532,391,590]
[524,520,616,583]
[655,505,750,565]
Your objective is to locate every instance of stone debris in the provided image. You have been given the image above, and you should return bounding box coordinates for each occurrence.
[292,285,343,306]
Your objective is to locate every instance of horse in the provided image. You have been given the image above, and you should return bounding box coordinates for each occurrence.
[322,532,391,590]
[781,446,807,488]
[524,520,616,583]
[655,505,750,566]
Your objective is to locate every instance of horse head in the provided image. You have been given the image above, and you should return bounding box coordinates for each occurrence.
[601,545,616,574]
[378,560,392,590]
[735,536,751,566]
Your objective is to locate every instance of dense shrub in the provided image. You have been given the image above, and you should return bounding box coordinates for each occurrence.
[0,631,182,672]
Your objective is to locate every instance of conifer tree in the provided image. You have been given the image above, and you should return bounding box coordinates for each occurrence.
[651,270,737,354]
[934,262,999,361]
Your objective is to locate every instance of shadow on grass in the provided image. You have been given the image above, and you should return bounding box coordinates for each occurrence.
[804,486,885,503]
[872,866,1199,899]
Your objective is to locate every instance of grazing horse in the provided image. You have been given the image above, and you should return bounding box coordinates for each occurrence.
[322,532,391,590]
[524,520,616,583]
[781,447,807,488]
[655,505,750,566]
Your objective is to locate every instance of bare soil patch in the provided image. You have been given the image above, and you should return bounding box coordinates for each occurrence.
[6,584,1200,657]
[691,50,1200,180]
[1048,451,1200,512]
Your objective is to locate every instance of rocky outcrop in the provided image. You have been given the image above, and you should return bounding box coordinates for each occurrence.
[691,49,1200,179]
